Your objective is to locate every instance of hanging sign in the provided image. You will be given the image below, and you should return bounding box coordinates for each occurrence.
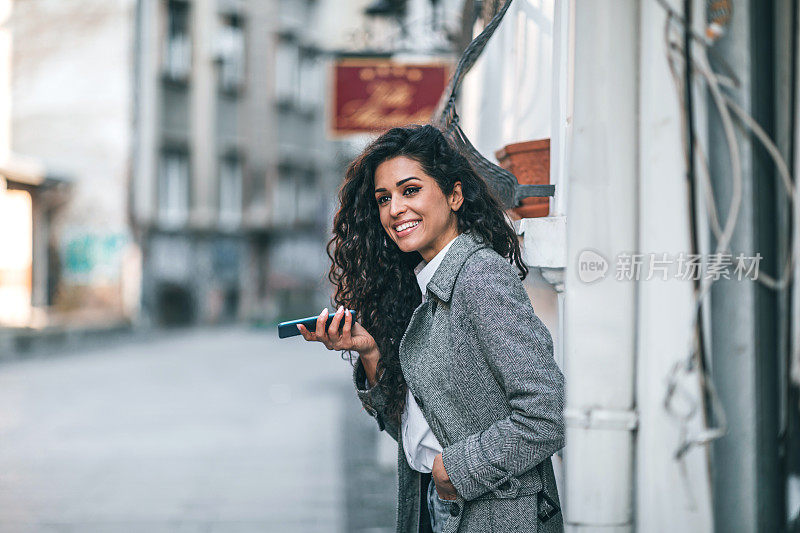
[331,60,449,135]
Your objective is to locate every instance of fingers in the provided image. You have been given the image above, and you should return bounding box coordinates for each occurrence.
[328,305,344,340]
[314,307,328,339]
[436,486,458,500]
[296,321,325,344]
[314,307,333,349]
[328,305,349,340]
[342,307,352,341]
[297,308,332,348]
[296,323,311,340]
[298,306,355,352]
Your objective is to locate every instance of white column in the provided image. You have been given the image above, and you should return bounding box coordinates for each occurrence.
[563,2,638,531]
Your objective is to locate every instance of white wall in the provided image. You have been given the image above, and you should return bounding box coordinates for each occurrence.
[634,0,714,529]
[456,1,561,367]
[460,0,554,161]
[10,0,135,232]
[0,0,9,163]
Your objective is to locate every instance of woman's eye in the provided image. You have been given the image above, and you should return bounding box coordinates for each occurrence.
[377,187,419,205]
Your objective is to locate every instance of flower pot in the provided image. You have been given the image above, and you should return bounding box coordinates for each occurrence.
[495,138,550,219]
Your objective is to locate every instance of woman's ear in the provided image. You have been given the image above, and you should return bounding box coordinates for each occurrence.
[450,181,464,211]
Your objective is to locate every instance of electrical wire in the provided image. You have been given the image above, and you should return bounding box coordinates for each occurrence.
[718,95,797,290]
[662,9,732,459]
[667,29,798,291]
[657,1,799,460]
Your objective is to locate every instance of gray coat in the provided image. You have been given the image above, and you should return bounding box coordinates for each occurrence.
[353,229,565,533]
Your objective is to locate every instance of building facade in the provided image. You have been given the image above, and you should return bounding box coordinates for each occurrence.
[4,0,137,329]
[458,1,800,531]
[131,0,343,326]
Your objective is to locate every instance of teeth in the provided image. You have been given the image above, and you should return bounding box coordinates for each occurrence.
[396,221,419,232]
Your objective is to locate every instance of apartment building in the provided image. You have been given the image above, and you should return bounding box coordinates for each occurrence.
[131,0,343,325]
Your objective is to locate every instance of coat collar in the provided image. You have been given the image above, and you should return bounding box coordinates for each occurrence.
[425,229,491,303]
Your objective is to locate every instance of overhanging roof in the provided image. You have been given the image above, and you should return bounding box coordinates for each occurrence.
[0,153,47,186]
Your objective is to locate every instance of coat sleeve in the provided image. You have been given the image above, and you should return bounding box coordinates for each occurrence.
[440,255,565,502]
[353,354,400,443]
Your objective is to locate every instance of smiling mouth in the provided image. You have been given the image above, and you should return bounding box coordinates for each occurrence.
[394,220,420,237]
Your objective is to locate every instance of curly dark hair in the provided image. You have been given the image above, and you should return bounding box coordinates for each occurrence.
[326,124,528,427]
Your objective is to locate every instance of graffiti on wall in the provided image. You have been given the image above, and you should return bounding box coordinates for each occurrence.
[61,229,129,285]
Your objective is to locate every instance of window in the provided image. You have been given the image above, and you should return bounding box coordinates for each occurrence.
[297,51,320,112]
[296,170,319,222]
[275,37,299,106]
[273,171,297,225]
[219,155,243,228]
[217,13,245,92]
[163,0,191,81]
[158,150,189,228]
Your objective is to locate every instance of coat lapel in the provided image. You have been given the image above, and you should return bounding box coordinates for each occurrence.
[399,229,491,390]
[396,230,494,533]
[426,229,490,303]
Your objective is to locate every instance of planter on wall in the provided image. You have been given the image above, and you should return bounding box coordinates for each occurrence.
[495,138,550,219]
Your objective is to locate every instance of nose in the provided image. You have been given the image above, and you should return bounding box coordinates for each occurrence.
[388,193,406,218]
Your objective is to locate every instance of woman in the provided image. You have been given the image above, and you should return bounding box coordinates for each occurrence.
[297,124,565,533]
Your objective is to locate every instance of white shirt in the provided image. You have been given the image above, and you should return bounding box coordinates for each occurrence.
[401,234,458,473]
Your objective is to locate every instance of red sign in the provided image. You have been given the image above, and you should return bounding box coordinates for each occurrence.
[331,60,450,134]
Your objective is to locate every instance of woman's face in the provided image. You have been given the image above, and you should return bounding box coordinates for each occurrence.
[373,156,463,263]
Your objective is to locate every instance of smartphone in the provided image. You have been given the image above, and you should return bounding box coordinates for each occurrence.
[278,309,354,339]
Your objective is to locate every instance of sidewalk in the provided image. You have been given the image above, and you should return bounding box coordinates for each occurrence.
[0,326,397,532]
[0,320,135,361]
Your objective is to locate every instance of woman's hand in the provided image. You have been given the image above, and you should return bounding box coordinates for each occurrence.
[432,453,458,500]
[296,305,378,358]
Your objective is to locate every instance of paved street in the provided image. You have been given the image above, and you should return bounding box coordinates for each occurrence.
[0,327,397,533]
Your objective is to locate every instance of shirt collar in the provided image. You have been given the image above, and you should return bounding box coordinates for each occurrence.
[414,234,459,298]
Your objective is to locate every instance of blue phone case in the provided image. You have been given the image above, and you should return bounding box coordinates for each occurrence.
[278,310,353,338]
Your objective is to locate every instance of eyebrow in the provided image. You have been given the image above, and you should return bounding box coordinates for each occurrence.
[374,177,420,194]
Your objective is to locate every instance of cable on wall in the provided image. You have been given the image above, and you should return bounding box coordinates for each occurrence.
[655,0,798,461]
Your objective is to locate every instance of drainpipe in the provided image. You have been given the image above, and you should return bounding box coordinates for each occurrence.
[563,1,639,531]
